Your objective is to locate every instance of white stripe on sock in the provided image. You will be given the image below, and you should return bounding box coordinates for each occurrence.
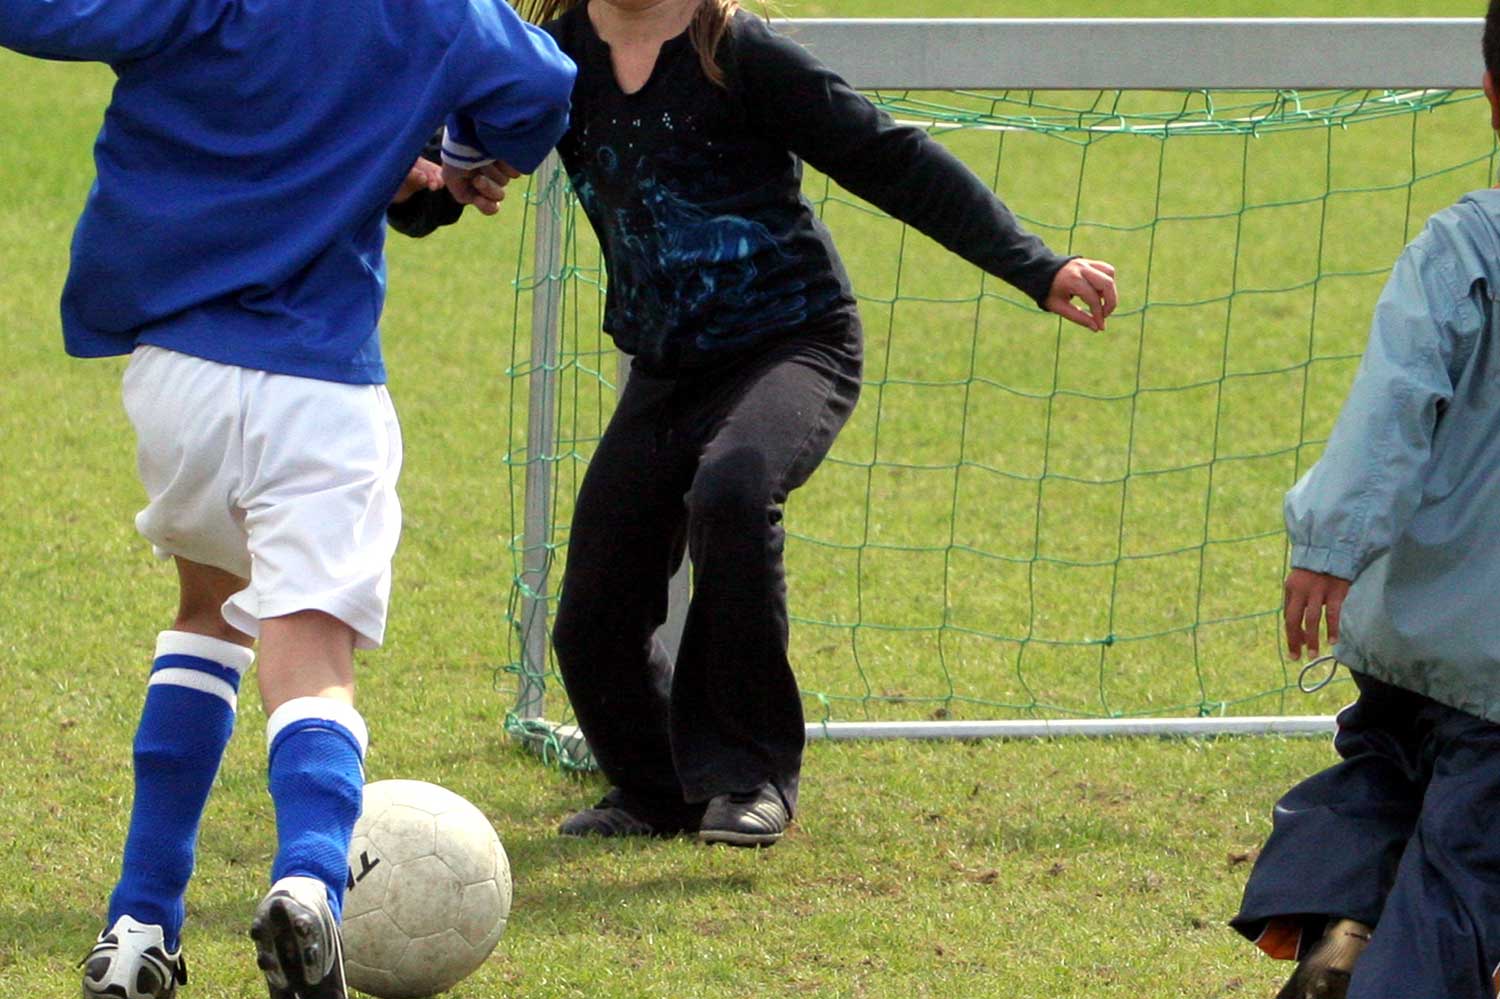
[155,630,254,675]
[148,667,238,710]
[265,697,369,759]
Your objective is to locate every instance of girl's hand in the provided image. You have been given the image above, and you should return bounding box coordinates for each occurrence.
[392,157,443,204]
[1045,257,1118,332]
[442,160,522,216]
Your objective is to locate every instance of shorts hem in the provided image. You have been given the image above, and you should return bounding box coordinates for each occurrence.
[224,593,388,651]
[142,541,251,579]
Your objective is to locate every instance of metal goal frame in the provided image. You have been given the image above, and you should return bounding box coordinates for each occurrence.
[513,18,1484,749]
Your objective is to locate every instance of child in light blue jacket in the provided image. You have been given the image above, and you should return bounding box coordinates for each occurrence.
[1231,7,1500,997]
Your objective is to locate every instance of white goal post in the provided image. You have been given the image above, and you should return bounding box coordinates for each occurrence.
[514,19,1485,749]
[782,18,1482,90]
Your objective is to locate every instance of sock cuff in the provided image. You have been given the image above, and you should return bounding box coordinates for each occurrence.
[149,632,253,710]
[266,697,369,761]
[155,631,255,675]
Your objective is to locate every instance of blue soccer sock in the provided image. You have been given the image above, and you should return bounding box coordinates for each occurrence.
[109,631,254,949]
[265,697,367,921]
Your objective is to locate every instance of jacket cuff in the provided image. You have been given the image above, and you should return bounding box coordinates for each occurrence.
[1023,253,1074,311]
[1289,543,1360,581]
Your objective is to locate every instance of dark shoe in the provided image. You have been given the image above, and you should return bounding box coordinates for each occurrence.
[1275,918,1372,999]
[250,876,347,999]
[558,800,668,838]
[698,784,789,847]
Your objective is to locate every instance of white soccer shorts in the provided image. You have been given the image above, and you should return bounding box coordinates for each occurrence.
[123,345,403,649]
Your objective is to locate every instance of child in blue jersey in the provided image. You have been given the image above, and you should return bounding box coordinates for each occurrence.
[0,3,573,997]
[441,0,1116,848]
[1230,7,1500,998]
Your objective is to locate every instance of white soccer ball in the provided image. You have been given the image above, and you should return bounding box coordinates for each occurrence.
[342,779,512,998]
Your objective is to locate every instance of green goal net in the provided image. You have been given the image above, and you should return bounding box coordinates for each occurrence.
[500,85,1495,770]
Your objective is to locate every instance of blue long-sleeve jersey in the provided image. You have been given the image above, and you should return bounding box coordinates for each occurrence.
[0,0,574,383]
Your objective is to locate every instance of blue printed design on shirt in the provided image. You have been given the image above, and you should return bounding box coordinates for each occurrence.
[574,148,814,355]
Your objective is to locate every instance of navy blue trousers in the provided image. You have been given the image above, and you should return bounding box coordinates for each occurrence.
[551,317,862,829]
[1232,672,1500,998]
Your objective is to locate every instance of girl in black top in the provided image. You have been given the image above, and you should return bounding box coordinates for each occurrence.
[449,0,1118,846]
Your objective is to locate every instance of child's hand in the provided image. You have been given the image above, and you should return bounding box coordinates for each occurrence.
[1045,258,1118,332]
[392,157,444,204]
[1283,568,1351,659]
[442,161,522,216]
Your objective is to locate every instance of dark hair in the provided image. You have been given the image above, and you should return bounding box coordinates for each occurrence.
[1486,0,1500,79]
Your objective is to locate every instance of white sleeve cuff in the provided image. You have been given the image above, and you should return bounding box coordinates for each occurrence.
[440,127,494,171]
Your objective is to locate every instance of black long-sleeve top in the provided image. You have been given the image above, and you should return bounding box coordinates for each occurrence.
[545,6,1070,370]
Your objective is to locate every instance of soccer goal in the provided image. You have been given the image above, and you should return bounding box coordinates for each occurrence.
[501,18,1494,769]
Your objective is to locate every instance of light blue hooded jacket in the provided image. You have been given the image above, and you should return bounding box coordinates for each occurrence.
[1288,188,1500,722]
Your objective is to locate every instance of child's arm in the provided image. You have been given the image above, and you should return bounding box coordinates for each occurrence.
[728,18,1111,326]
[0,0,200,63]
[438,0,576,179]
[388,132,465,239]
[1281,227,1486,654]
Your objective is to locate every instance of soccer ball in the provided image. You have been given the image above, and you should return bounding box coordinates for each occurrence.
[342,780,512,998]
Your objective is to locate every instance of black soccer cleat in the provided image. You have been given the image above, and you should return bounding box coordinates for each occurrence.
[249,876,347,999]
[698,784,789,848]
[1275,918,1373,999]
[558,800,666,838]
[557,791,698,838]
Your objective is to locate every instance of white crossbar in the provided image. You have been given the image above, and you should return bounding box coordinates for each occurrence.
[776,18,1484,90]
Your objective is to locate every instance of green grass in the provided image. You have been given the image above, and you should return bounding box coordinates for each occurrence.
[0,4,1483,997]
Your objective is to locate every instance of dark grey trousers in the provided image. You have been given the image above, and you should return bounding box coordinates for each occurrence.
[551,317,862,828]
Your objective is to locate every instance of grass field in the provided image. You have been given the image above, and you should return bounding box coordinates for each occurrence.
[0,3,1489,997]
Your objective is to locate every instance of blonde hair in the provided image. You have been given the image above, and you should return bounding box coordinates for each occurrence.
[517,0,746,87]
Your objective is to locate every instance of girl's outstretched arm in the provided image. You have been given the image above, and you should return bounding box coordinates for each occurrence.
[728,16,1114,329]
